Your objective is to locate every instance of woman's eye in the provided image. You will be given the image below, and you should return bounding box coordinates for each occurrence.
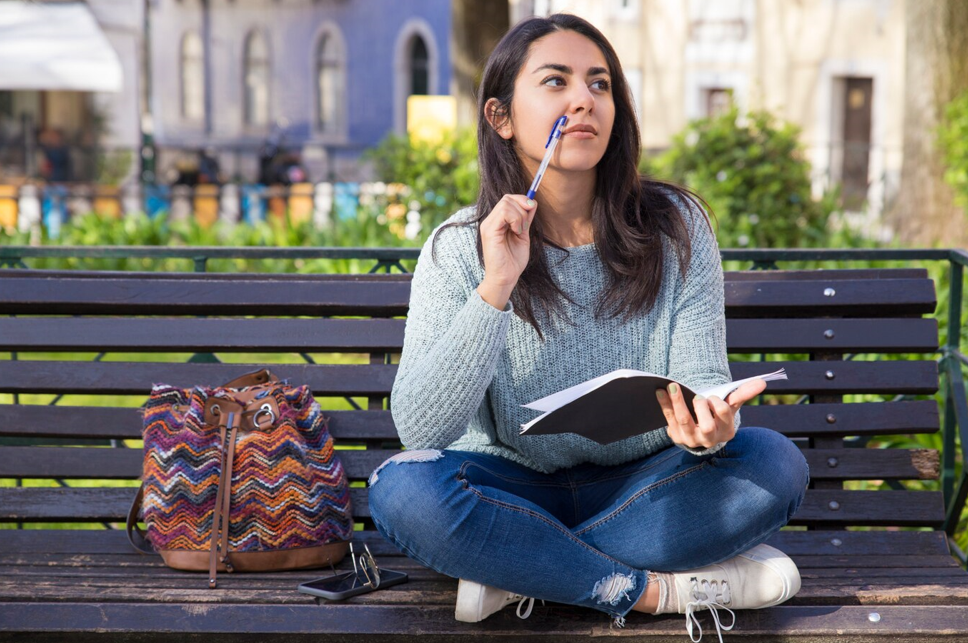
[542,76,610,91]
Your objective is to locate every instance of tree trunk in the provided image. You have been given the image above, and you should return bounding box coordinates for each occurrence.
[887,0,968,247]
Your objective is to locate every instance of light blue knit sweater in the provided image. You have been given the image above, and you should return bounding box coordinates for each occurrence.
[389,194,736,474]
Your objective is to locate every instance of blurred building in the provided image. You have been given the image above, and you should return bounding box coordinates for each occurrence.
[2,0,905,221]
[515,0,904,218]
[148,0,456,184]
[0,0,467,186]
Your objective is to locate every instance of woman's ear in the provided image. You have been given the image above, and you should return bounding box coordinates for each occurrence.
[484,98,514,140]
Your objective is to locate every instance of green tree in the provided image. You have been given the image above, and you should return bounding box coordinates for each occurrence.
[644,107,842,249]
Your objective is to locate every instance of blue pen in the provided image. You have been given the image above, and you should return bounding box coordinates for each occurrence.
[526,115,568,201]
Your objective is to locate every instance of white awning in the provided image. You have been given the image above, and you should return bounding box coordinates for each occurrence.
[0,1,123,92]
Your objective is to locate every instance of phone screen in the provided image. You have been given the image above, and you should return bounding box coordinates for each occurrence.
[301,572,366,593]
[299,569,409,600]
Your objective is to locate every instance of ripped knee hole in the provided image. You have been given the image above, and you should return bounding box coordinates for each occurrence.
[367,449,444,486]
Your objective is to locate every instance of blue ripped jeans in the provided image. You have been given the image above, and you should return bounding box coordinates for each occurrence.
[366,427,809,625]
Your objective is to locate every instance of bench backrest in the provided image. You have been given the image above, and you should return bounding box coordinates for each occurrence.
[0,267,941,533]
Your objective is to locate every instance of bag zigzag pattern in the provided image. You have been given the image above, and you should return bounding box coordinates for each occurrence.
[141,383,353,552]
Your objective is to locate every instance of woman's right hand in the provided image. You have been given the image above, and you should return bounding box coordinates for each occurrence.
[479,195,537,290]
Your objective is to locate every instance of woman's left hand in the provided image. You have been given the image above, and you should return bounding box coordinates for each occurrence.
[657,379,767,450]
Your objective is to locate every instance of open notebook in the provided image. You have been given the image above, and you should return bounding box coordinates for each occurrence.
[518,368,787,445]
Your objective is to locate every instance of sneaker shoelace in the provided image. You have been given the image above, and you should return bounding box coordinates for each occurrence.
[684,578,736,643]
[510,594,545,619]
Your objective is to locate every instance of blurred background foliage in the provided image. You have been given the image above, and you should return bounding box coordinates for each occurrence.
[642,106,850,250]
[938,89,968,212]
[366,125,480,228]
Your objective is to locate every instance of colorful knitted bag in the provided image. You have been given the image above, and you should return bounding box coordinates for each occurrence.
[126,369,353,588]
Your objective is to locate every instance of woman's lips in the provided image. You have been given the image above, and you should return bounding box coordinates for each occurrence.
[563,130,596,139]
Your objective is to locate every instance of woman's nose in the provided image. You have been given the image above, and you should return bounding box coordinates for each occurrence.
[566,84,596,114]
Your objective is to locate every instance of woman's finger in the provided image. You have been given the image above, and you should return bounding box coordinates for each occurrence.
[707,395,732,423]
[725,378,767,409]
[496,197,527,235]
[668,383,697,432]
[656,388,679,434]
[692,395,717,442]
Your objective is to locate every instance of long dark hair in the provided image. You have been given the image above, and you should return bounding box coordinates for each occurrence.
[430,13,713,341]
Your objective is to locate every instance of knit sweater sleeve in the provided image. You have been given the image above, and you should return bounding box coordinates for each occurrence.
[664,197,738,457]
[389,221,515,451]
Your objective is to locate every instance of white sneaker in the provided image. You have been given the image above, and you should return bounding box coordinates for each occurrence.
[454,578,545,622]
[671,544,801,643]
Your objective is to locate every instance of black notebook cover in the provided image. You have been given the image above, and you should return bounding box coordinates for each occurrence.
[519,375,699,445]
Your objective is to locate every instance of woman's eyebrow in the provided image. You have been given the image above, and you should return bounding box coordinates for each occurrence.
[532,63,610,76]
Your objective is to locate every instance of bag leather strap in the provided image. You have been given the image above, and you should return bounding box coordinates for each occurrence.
[126,482,155,555]
[222,368,279,390]
[208,408,241,589]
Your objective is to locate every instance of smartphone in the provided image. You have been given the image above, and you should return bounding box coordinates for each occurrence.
[298,568,409,601]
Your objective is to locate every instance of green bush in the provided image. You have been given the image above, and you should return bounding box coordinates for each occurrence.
[365,127,480,230]
[644,106,847,249]
[938,90,968,213]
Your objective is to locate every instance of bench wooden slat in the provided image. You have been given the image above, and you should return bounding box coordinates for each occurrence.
[724,279,936,318]
[0,274,936,318]
[2,602,968,639]
[0,318,406,353]
[0,528,951,557]
[0,362,398,396]
[0,405,399,441]
[0,276,412,317]
[0,400,940,442]
[0,552,959,577]
[0,317,939,353]
[791,489,944,527]
[0,446,939,482]
[802,448,939,480]
[6,567,966,592]
[741,400,940,437]
[0,360,939,395]
[0,487,945,527]
[1,575,966,607]
[0,269,415,282]
[726,318,938,352]
[0,267,930,282]
[724,268,929,281]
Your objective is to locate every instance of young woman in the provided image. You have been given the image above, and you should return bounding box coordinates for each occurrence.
[367,13,809,641]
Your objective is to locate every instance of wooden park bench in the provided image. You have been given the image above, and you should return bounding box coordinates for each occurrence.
[1,261,967,641]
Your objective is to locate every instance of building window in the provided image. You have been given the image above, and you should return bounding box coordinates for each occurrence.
[704,88,733,118]
[315,30,345,134]
[410,36,429,96]
[833,76,873,210]
[181,31,205,121]
[244,31,270,127]
[394,20,438,134]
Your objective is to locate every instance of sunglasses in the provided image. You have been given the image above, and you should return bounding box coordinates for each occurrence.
[349,542,381,589]
[299,541,408,602]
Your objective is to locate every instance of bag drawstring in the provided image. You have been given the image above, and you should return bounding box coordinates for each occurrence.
[208,410,240,589]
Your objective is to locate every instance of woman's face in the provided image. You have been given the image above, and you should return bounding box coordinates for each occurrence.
[489,30,616,175]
